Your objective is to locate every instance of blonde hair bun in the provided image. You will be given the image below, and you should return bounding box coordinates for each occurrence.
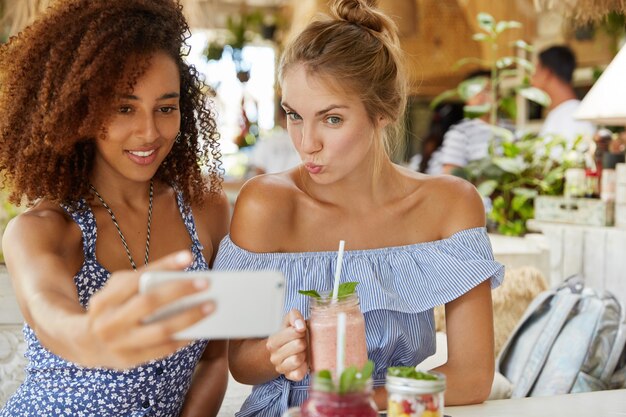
[329,0,393,34]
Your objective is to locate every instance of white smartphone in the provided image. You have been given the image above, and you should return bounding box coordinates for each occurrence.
[139,270,286,340]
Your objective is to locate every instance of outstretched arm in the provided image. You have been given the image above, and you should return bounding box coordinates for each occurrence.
[4,209,213,369]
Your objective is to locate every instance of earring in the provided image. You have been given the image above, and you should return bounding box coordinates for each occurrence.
[175,131,181,143]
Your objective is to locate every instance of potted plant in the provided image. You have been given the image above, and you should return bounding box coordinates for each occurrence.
[432,13,550,127]
[457,134,586,235]
[430,13,577,236]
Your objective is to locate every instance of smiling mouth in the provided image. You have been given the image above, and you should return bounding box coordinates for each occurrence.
[128,149,156,157]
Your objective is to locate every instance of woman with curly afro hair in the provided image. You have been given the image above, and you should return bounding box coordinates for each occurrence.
[0,1,229,416]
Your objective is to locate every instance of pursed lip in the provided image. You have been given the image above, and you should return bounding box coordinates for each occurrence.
[304,162,323,174]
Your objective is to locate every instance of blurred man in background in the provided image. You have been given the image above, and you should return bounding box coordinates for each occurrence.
[531,45,595,143]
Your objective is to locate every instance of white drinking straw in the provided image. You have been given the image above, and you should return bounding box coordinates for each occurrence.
[331,240,345,301]
[336,312,347,379]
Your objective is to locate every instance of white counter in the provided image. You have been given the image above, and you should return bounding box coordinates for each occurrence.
[446,389,626,417]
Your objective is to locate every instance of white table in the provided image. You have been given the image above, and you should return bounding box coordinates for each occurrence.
[446,389,626,417]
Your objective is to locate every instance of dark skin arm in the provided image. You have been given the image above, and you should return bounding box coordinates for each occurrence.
[3,207,213,369]
[180,190,230,417]
[180,339,229,417]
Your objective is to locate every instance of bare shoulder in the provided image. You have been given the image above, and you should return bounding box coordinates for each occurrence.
[415,174,486,237]
[3,201,81,260]
[230,172,298,252]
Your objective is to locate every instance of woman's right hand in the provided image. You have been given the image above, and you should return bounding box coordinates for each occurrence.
[80,250,214,369]
[266,309,309,381]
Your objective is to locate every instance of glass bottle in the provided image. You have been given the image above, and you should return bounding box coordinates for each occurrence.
[308,292,368,375]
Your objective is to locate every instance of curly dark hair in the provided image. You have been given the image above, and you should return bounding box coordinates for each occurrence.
[0,0,222,206]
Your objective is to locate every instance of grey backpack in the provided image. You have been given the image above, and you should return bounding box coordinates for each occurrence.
[496,275,626,397]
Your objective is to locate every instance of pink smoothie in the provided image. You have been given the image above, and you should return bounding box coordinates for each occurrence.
[308,295,368,374]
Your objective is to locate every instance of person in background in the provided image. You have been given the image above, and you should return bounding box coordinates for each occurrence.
[0,1,229,416]
[432,70,498,175]
[416,102,465,174]
[406,102,464,174]
[214,0,503,416]
[249,107,301,175]
[531,45,595,143]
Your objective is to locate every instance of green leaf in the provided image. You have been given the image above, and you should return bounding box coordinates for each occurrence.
[511,194,530,211]
[497,68,521,81]
[518,87,551,107]
[452,56,489,70]
[318,369,333,380]
[360,360,374,380]
[493,157,525,174]
[430,89,458,110]
[501,141,520,158]
[490,125,515,142]
[512,188,538,198]
[477,180,498,197]
[464,104,491,118]
[492,196,506,210]
[313,369,335,392]
[458,77,489,100]
[496,57,514,69]
[472,33,491,42]
[387,366,438,380]
[512,39,533,52]
[544,169,564,185]
[495,20,522,34]
[499,95,517,120]
[477,13,495,33]
[298,289,321,299]
[339,367,357,394]
[512,57,535,73]
[337,282,358,298]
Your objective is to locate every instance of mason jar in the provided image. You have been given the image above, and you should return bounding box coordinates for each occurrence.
[308,292,368,375]
[386,371,446,417]
[290,375,377,417]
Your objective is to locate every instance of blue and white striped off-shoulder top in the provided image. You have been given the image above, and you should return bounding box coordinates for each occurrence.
[214,226,504,417]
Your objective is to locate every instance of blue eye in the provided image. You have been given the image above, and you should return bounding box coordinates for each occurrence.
[326,116,342,125]
[286,112,302,121]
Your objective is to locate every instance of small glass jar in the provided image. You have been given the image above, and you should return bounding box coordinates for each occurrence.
[299,377,378,417]
[308,292,368,374]
[386,371,446,417]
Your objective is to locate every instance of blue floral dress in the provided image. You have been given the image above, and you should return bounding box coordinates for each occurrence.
[214,226,504,417]
[0,192,209,417]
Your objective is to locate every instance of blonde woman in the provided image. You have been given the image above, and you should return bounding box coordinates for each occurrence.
[214,0,503,415]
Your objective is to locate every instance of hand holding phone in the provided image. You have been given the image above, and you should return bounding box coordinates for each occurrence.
[139,270,286,340]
